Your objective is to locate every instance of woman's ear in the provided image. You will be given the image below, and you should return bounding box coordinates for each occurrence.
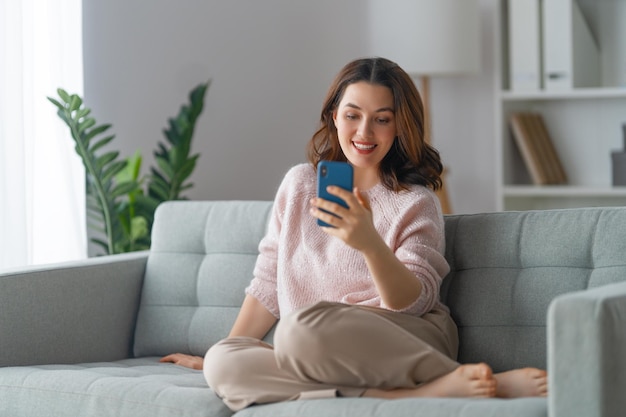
[332,110,338,128]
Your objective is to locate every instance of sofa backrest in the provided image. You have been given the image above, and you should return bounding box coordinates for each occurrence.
[134,201,626,372]
[441,207,626,372]
[133,201,273,357]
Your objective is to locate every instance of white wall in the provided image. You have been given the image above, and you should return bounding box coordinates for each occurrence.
[430,0,497,214]
[82,0,497,214]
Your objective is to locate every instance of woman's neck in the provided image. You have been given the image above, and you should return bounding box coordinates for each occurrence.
[353,166,380,191]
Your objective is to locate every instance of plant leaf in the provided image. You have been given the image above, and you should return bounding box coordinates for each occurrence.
[90,135,115,153]
[130,216,148,241]
[75,108,91,120]
[101,160,128,184]
[47,97,64,110]
[148,179,170,201]
[50,89,125,254]
[84,124,112,144]
[90,238,110,254]
[111,180,139,198]
[69,95,83,111]
[147,81,208,203]
[96,151,120,171]
[155,155,175,179]
[78,117,96,133]
[115,151,142,184]
[57,88,71,103]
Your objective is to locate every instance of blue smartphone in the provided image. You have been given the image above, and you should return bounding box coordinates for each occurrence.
[316,161,354,227]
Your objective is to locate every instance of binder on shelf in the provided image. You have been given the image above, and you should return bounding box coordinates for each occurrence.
[509,112,568,185]
[508,0,542,91]
[542,0,600,90]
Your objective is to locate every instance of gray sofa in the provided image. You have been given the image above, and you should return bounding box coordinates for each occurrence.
[1,200,625,417]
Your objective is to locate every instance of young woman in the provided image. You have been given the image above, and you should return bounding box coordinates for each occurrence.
[161,57,548,410]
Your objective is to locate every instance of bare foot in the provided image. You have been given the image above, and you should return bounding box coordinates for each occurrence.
[494,368,548,398]
[364,363,496,399]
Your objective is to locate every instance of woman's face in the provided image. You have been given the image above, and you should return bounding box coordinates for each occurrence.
[333,82,397,177]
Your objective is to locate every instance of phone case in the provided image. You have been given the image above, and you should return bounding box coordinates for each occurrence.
[316,161,354,227]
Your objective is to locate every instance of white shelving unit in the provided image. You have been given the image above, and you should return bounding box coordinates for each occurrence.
[495,0,626,211]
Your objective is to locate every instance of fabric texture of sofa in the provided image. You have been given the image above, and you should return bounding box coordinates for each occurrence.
[1,200,625,417]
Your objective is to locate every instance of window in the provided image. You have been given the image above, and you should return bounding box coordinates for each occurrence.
[0,0,86,269]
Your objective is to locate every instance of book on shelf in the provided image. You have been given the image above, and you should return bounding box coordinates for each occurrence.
[509,112,568,185]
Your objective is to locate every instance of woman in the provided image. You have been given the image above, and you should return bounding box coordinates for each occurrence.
[162,57,548,410]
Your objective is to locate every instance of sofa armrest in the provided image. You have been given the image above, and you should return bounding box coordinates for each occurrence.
[548,280,626,417]
[0,252,148,367]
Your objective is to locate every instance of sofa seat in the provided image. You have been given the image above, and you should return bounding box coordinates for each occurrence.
[0,352,548,417]
[0,358,230,417]
[236,397,547,417]
[0,357,548,417]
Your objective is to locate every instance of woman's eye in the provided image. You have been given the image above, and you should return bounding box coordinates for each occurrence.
[345,113,358,120]
[377,118,390,125]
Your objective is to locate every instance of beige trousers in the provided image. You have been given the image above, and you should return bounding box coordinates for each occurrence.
[203,301,460,411]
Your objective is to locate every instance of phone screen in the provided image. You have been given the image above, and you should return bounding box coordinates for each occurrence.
[316,161,354,227]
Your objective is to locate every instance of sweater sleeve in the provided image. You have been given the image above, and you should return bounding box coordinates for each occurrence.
[382,190,450,316]
[244,171,292,319]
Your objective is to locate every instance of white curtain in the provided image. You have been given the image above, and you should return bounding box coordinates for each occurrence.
[0,0,86,270]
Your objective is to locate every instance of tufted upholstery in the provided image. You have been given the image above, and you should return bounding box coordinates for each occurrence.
[133,201,273,357]
[0,359,230,417]
[441,208,626,372]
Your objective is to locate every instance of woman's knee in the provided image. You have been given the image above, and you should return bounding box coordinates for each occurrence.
[273,302,347,367]
[203,337,266,393]
[203,339,234,391]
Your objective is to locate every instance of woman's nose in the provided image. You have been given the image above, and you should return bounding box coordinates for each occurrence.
[357,120,373,138]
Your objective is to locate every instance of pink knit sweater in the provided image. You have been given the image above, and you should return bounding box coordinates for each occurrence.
[246,163,450,318]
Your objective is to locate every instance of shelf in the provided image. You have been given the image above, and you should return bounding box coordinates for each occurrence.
[503,185,626,198]
[495,0,626,211]
[500,87,626,101]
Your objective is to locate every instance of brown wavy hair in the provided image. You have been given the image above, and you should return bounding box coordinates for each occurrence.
[307,57,443,191]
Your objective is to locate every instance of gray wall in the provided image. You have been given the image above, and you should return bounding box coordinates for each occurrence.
[82,0,496,214]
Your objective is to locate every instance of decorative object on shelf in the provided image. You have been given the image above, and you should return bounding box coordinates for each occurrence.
[507,0,601,92]
[612,123,626,186]
[508,0,542,91]
[509,112,567,185]
[367,0,481,214]
[543,0,600,91]
[48,81,210,255]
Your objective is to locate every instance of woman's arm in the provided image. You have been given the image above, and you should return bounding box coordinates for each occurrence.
[310,186,424,311]
[229,294,278,338]
[160,295,277,369]
[359,235,422,310]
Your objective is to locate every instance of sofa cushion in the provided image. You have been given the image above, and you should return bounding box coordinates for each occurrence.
[233,397,547,417]
[133,201,273,358]
[441,207,626,372]
[0,358,231,417]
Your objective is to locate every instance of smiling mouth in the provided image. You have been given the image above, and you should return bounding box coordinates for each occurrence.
[353,141,376,151]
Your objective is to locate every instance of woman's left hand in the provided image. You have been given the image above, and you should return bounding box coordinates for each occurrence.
[160,353,204,370]
[310,186,384,254]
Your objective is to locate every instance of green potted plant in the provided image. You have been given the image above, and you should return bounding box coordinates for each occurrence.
[48,81,209,255]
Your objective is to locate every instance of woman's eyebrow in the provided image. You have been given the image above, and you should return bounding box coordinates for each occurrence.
[344,103,394,113]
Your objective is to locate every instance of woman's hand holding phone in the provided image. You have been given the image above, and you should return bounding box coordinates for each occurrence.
[310,185,381,254]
